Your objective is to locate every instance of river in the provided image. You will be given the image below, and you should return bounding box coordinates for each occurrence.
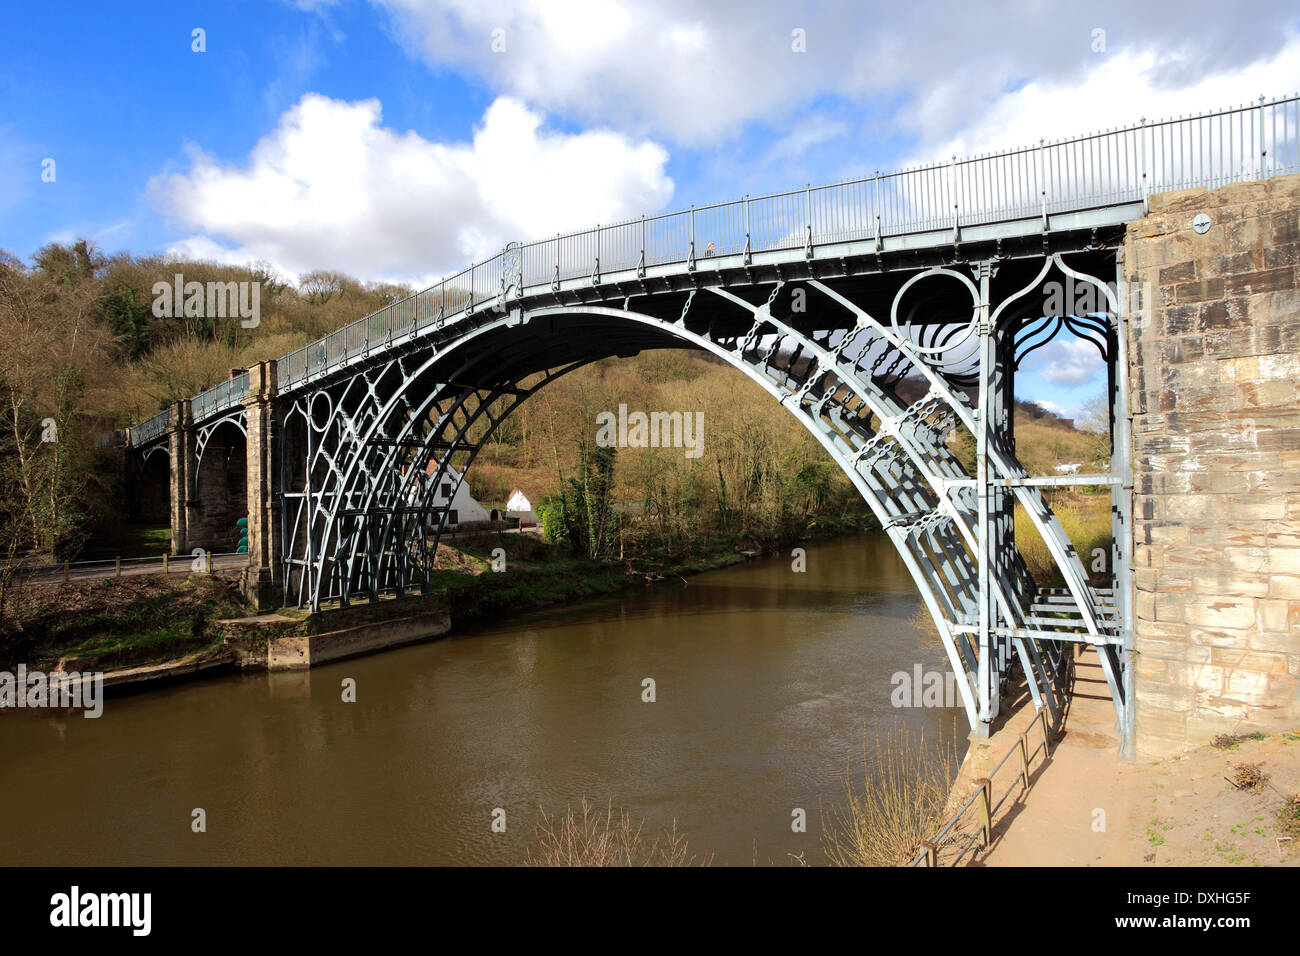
[0,534,965,866]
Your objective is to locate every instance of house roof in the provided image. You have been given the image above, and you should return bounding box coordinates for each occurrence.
[424,458,463,478]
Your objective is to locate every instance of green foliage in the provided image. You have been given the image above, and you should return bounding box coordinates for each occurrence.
[34,239,103,285]
[98,279,152,361]
[540,442,619,560]
[535,496,571,549]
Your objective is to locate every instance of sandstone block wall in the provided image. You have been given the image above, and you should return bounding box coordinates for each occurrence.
[1124,174,1300,756]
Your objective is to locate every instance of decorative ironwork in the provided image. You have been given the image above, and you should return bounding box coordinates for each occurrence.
[258,251,1132,751]
[194,410,247,472]
[502,241,522,300]
[136,92,1300,755]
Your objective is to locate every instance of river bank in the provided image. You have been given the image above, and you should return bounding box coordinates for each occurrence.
[1,512,877,694]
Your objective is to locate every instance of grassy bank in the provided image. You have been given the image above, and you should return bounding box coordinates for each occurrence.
[1,573,245,672]
[1014,489,1113,586]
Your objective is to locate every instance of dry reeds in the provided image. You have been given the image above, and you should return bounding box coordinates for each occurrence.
[1230,762,1269,792]
[1278,794,1300,837]
[525,797,709,867]
[822,721,961,867]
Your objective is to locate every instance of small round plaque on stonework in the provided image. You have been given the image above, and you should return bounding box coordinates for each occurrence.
[1192,213,1211,234]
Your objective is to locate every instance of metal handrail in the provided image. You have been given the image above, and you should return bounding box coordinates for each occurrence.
[125,92,1299,428]
[129,409,171,446]
[15,551,246,571]
[191,370,250,422]
[13,550,249,585]
[908,703,1060,867]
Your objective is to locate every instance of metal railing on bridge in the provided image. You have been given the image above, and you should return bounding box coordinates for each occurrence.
[130,409,171,447]
[131,92,1300,418]
[127,373,251,448]
[191,370,250,422]
[276,260,491,389]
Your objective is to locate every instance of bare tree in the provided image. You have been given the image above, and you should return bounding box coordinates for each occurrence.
[1077,391,1111,434]
[299,270,347,305]
[0,254,112,558]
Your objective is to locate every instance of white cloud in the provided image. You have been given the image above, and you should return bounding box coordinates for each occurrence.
[373,0,1300,147]
[93,219,132,241]
[1025,339,1105,388]
[907,33,1300,164]
[148,93,673,284]
[764,115,851,164]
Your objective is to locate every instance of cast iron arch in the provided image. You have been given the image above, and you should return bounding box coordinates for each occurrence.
[281,262,1124,732]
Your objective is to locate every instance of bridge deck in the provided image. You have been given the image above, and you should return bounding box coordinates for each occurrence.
[127,92,1300,443]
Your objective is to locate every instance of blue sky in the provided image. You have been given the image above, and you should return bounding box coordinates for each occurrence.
[3,0,1298,416]
[1,2,496,260]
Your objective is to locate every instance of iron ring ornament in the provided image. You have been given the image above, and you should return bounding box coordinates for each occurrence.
[885,255,1118,383]
[889,267,981,355]
[887,266,983,383]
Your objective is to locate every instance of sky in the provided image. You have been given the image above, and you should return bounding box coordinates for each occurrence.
[2,0,1298,416]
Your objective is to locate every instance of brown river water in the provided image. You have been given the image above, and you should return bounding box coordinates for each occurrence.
[0,534,964,866]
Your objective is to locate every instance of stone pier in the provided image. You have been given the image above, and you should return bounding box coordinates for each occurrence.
[1124,173,1300,756]
[167,399,195,556]
[240,360,282,610]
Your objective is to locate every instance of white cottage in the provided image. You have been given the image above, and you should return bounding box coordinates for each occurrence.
[506,489,538,526]
[410,459,489,528]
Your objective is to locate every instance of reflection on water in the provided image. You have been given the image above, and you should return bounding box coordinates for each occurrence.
[0,534,963,866]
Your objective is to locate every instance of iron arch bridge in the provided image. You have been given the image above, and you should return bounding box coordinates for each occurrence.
[279,248,1129,738]
[123,94,1300,752]
[131,235,1136,748]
